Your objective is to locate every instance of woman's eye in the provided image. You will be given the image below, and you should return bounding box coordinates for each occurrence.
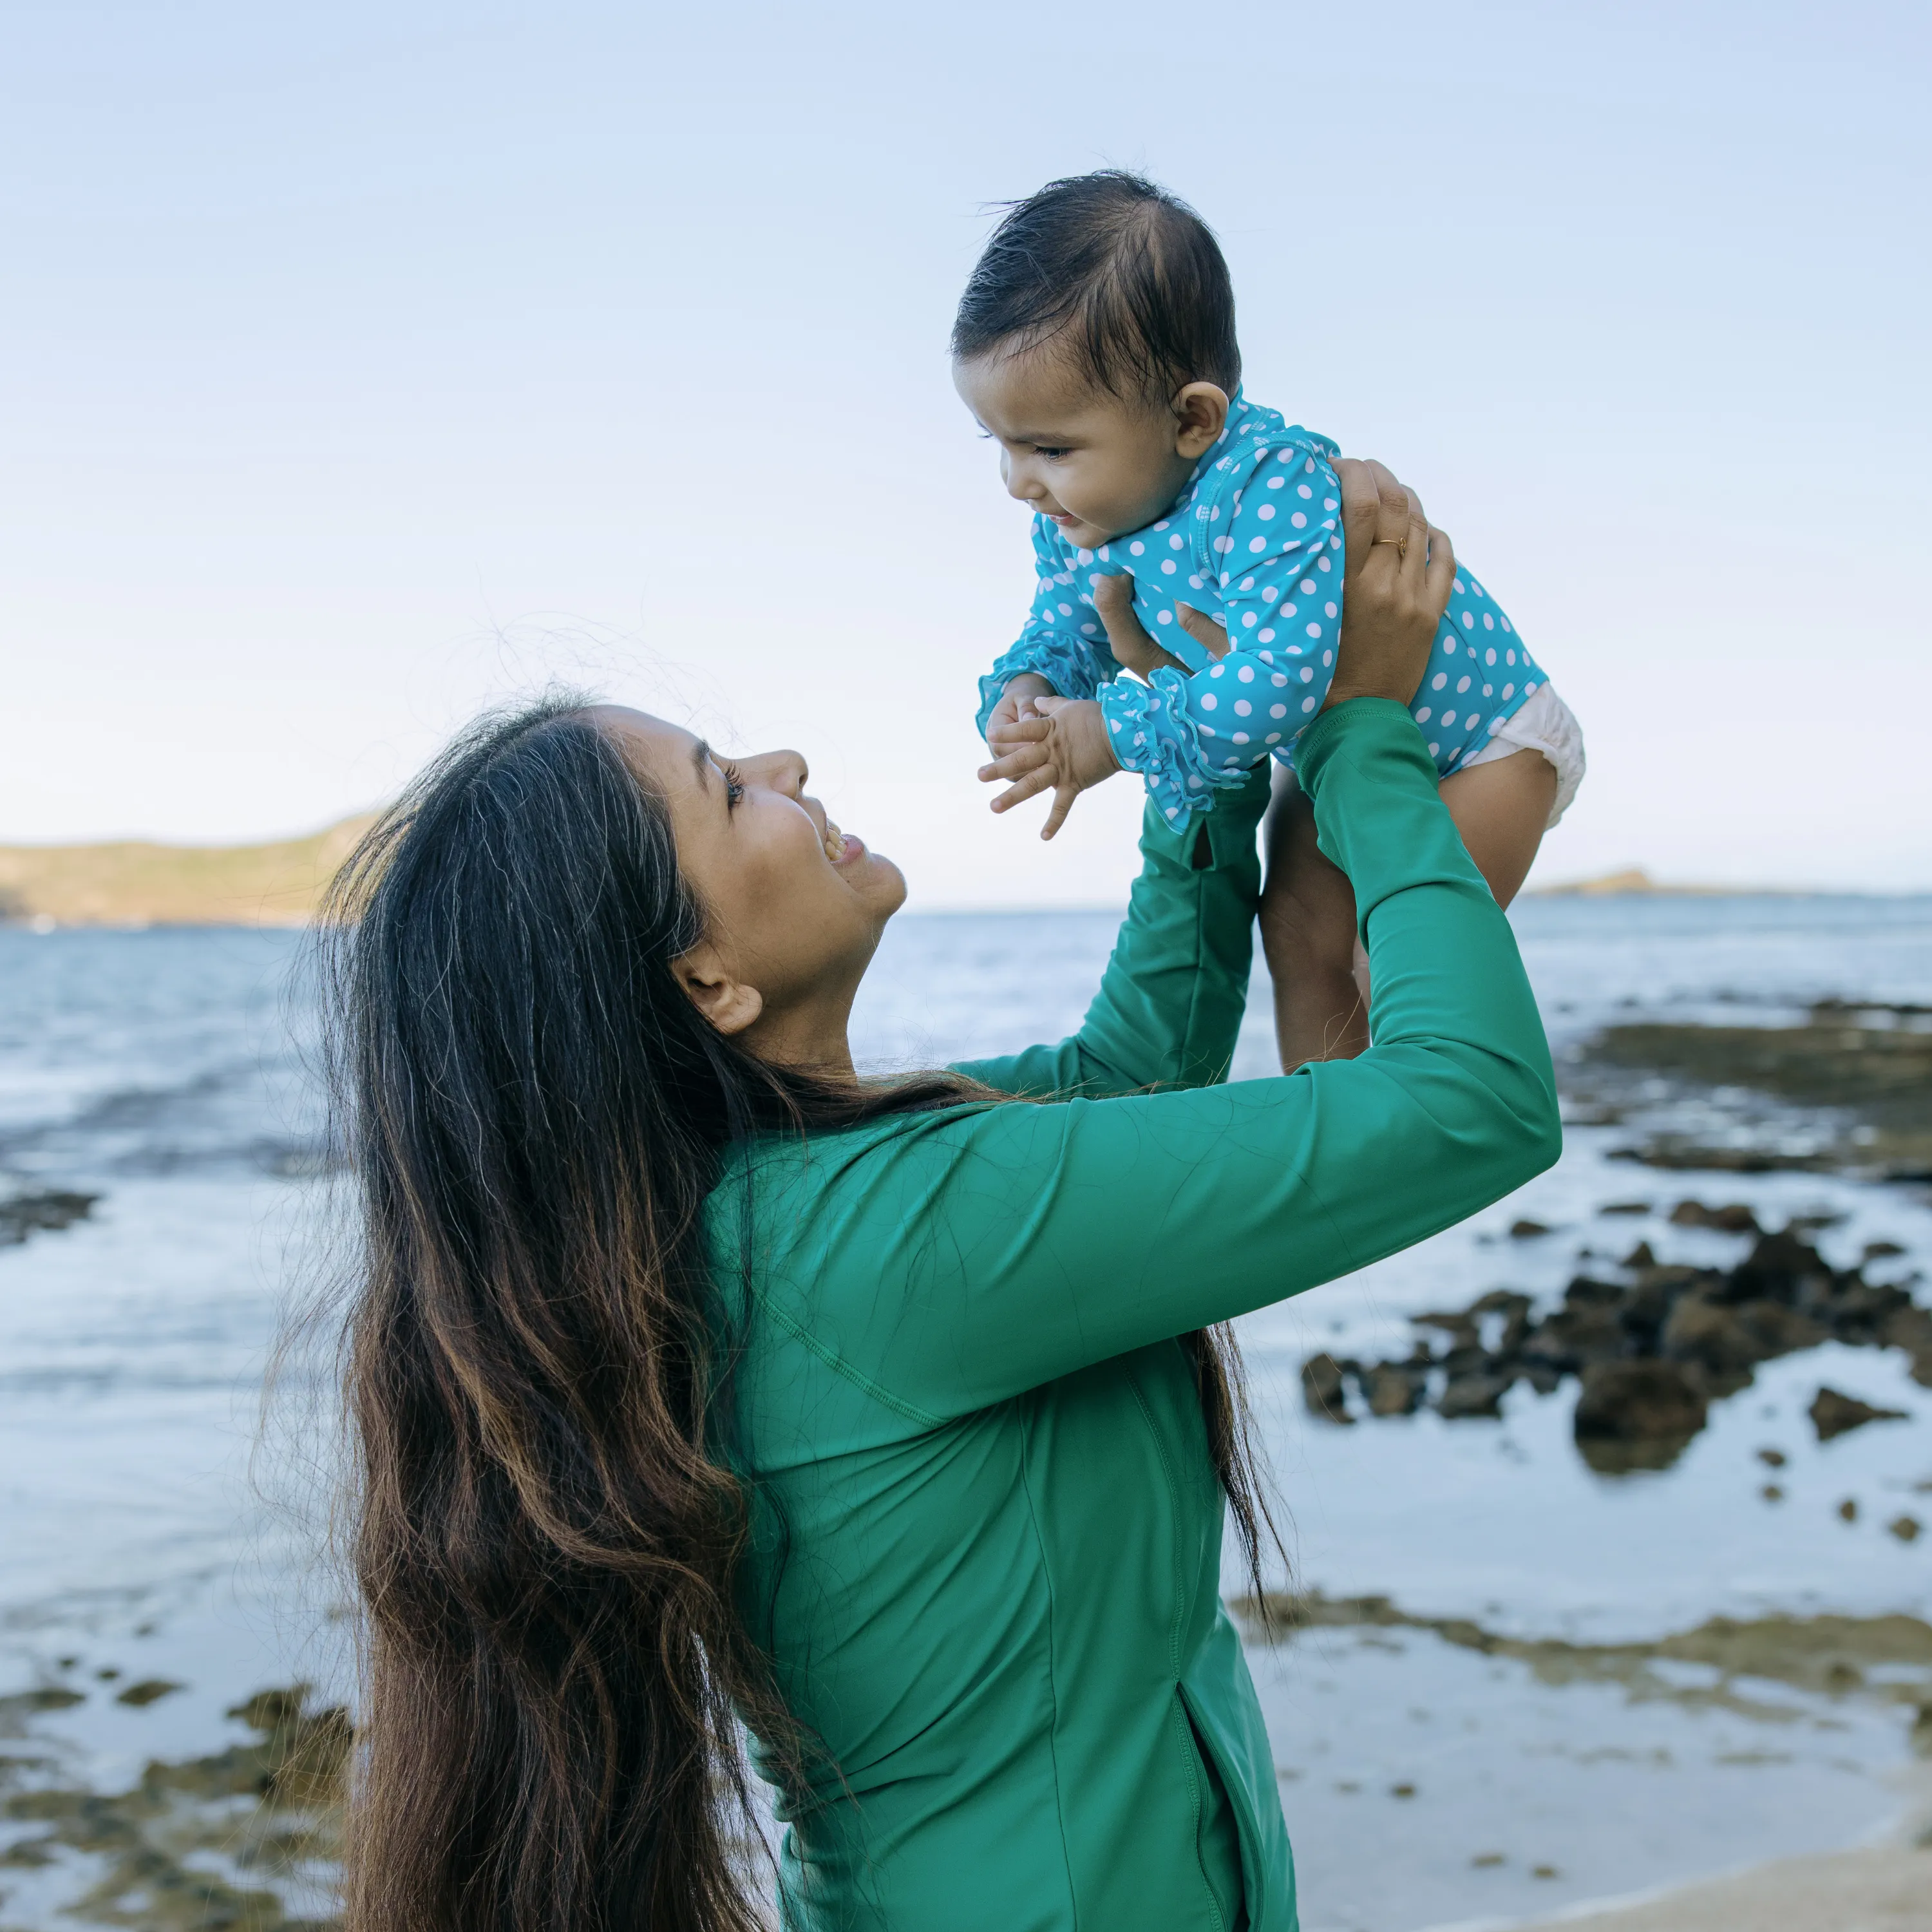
[723,762,746,810]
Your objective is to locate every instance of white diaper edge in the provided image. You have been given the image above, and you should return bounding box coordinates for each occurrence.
[1460,682,1586,828]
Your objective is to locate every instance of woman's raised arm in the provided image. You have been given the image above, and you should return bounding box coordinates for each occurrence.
[952,764,1269,1102]
[732,473,1563,1421]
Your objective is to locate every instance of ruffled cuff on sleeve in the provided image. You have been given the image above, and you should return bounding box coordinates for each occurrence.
[1101,670,1258,835]
[976,634,1105,741]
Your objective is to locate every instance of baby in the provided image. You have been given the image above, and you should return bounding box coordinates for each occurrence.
[956,171,1585,1069]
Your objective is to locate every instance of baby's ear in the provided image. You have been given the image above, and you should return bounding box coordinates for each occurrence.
[1172,382,1229,460]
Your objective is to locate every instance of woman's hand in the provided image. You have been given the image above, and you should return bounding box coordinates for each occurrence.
[1322,460,1455,712]
[1092,572,1227,680]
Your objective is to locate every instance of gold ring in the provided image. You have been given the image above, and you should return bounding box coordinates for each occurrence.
[1371,537,1407,556]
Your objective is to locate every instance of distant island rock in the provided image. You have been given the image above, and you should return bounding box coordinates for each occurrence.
[1530,867,1788,898]
[0,816,375,928]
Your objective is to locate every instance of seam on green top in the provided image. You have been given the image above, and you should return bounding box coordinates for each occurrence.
[750,1284,945,1430]
[1182,865,1215,1085]
[1128,1367,1229,1932]
[1016,1393,1084,1927]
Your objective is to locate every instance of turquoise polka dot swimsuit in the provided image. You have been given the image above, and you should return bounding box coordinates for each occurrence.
[976,392,1546,832]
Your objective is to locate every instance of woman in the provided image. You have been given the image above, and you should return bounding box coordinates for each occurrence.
[327,462,1560,1932]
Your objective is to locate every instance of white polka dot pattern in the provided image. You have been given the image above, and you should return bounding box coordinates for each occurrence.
[975,393,1548,833]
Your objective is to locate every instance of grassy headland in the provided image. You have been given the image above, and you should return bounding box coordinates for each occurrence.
[0,817,374,928]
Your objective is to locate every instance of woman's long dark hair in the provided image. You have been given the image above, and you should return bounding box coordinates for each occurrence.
[322,695,1278,1932]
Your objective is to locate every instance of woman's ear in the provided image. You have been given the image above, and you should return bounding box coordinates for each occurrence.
[673,940,765,1037]
[1172,382,1230,460]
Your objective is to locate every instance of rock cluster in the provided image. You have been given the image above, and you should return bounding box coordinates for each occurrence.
[0,1682,347,1929]
[1301,1209,1926,1473]
[0,1187,97,1245]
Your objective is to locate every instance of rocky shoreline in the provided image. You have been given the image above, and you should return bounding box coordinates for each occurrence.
[0,1687,346,1931]
[1302,999,1932,1470]
[1570,999,1932,1182]
[1300,1208,1929,1473]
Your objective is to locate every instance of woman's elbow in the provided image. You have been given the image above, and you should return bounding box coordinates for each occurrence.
[1501,1061,1564,1188]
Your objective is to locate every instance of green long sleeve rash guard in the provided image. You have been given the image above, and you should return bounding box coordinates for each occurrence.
[707,697,1562,1932]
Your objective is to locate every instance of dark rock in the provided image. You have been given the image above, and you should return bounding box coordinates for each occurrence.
[113,1678,182,1708]
[1879,1305,1932,1387]
[1757,1447,1786,1468]
[1669,1200,1761,1233]
[1660,1293,1764,1379]
[1302,1352,1352,1424]
[1825,1277,1913,1343]
[1622,1240,1657,1269]
[1610,1145,1828,1173]
[1600,1200,1653,1217]
[1725,1231,1828,1305]
[1762,1483,1786,1502]
[1866,1240,1908,1260]
[1734,1300,1830,1357]
[1510,1219,1553,1238]
[1890,1515,1922,1544]
[1566,1276,1627,1306]
[1573,1360,1709,1474]
[1809,1387,1909,1443]
[1439,1371,1515,1420]
[1363,1361,1426,1417]
[1839,1498,1859,1521]
[0,1189,98,1246]
[1622,1266,1704,1351]
[1469,1289,1534,1352]
[1522,1302,1625,1376]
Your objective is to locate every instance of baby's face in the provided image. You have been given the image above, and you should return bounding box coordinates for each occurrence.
[954,345,1208,551]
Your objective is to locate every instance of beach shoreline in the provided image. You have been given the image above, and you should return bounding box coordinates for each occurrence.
[1501,1840,1932,1931]
[1491,1763,1932,1932]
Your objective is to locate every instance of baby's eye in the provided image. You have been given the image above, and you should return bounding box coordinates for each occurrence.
[1034,445,1072,460]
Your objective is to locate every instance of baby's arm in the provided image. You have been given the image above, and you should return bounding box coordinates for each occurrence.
[1099,448,1346,830]
[976,576,1214,838]
[976,519,1119,748]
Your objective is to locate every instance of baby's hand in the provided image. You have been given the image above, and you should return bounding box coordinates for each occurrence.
[976,696,1119,840]
[985,673,1057,753]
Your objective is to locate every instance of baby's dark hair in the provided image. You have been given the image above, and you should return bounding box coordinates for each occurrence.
[952,171,1240,406]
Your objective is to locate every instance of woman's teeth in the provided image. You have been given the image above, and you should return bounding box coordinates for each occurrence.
[822,820,845,862]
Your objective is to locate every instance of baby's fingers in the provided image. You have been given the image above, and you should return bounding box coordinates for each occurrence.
[978,739,1052,784]
[987,714,1051,752]
[990,766,1060,815]
[1039,775,1081,841]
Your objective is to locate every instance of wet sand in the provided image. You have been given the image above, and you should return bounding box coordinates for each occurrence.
[1513,1840,1932,1931]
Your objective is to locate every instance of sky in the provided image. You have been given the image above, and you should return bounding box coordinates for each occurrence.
[3,0,1927,905]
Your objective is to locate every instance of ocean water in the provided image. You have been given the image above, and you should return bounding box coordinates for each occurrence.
[1,896,1929,1931]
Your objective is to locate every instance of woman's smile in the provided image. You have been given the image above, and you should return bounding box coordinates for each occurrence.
[821,817,867,867]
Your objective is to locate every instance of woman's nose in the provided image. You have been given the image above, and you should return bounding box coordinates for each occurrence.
[745,749,808,797]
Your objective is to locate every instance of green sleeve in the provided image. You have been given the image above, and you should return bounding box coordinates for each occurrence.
[750,699,1561,1423]
[954,764,1270,1101]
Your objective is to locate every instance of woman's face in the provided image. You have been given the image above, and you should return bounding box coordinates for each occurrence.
[592,707,904,1066]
